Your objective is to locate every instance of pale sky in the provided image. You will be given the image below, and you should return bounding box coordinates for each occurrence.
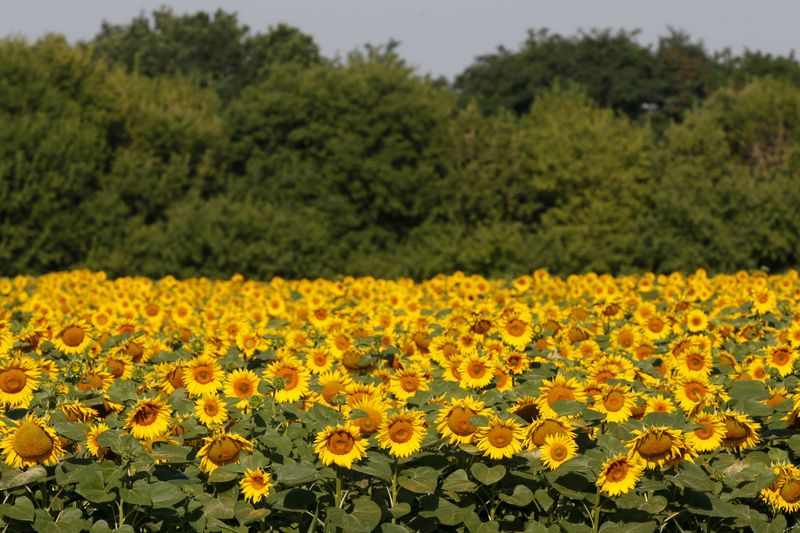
[1,0,798,80]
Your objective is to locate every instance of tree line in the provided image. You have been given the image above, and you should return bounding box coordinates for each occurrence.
[2,8,800,279]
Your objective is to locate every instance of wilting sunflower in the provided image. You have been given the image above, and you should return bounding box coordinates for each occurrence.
[435,396,488,445]
[125,398,173,440]
[475,416,526,460]
[314,424,368,469]
[183,355,224,397]
[720,410,760,450]
[347,396,387,436]
[86,423,111,458]
[761,464,800,513]
[539,433,578,470]
[0,357,40,407]
[1,415,65,468]
[684,412,726,452]
[378,409,427,458]
[525,418,576,450]
[597,454,644,496]
[197,432,253,473]
[51,319,93,354]
[535,374,587,419]
[458,355,495,389]
[388,366,430,401]
[240,468,273,504]
[593,385,635,423]
[264,358,311,404]
[223,368,261,408]
[626,426,690,469]
[195,394,229,427]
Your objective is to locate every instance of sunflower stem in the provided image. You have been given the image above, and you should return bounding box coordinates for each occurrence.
[591,488,601,533]
[391,456,399,523]
[335,472,343,508]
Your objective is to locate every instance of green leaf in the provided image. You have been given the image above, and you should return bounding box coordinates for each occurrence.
[106,380,138,403]
[419,497,465,526]
[120,479,151,506]
[534,489,554,511]
[0,465,46,490]
[203,498,236,520]
[398,466,439,493]
[208,463,243,483]
[233,500,269,525]
[274,461,319,486]
[89,520,114,533]
[0,495,35,521]
[339,498,382,533]
[390,502,411,519]
[470,463,506,485]
[442,469,477,493]
[54,421,87,442]
[150,481,186,509]
[499,484,535,507]
[669,461,718,493]
[76,469,116,503]
[381,524,411,533]
[351,453,392,482]
[476,521,500,533]
[550,399,584,417]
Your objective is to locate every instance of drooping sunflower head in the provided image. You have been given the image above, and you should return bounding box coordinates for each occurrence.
[435,396,487,445]
[597,454,644,496]
[512,396,541,424]
[525,418,575,450]
[1,415,64,468]
[377,409,427,458]
[626,426,688,469]
[125,398,173,440]
[720,411,760,451]
[197,432,253,473]
[761,464,800,513]
[314,424,367,469]
[59,401,98,423]
[539,433,578,470]
[475,416,525,460]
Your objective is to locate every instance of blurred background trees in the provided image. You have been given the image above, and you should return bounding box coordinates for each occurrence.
[2,8,800,279]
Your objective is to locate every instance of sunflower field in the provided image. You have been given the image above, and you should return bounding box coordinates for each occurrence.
[1,269,800,532]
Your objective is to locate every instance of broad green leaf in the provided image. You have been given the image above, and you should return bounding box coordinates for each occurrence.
[339,498,383,533]
[274,461,319,486]
[398,466,439,493]
[470,463,506,485]
[499,484,535,507]
[208,463,243,483]
[442,469,477,493]
[106,380,138,403]
[54,421,87,442]
[120,479,151,506]
[0,495,35,521]
[0,465,46,490]
[419,497,465,526]
[670,461,718,493]
[150,481,186,508]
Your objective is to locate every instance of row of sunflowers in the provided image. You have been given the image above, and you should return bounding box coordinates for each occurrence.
[0,269,799,532]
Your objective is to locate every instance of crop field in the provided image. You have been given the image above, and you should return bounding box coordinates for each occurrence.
[1,269,799,532]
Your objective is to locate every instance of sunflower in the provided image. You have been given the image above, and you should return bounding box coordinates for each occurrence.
[535,374,587,419]
[643,395,676,415]
[685,309,709,333]
[720,411,760,451]
[265,358,311,404]
[511,396,541,424]
[674,345,713,380]
[51,319,93,354]
[539,433,578,470]
[0,357,40,408]
[639,312,672,342]
[388,366,430,401]
[497,307,534,350]
[761,464,800,513]
[157,361,187,395]
[767,345,796,377]
[183,355,223,397]
[235,328,266,360]
[240,468,273,504]
[593,385,635,424]
[684,412,726,452]
[76,369,114,392]
[305,347,335,374]
[59,401,98,423]
[125,398,173,440]
[378,409,427,458]
[674,378,713,414]
[104,352,133,380]
[347,396,387,436]
[458,355,495,389]
[626,426,690,469]
[197,432,253,473]
[435,396,488,445]
[525,418,576,449]
[1,415,65,468]
[314,424,367,469]
[195,394,229,427]
[224,368,261,408]
[86,423,111,458]
[597,454,644,496]
[751,290,776,315]
[315,370,353,408]
[475,416,526,460]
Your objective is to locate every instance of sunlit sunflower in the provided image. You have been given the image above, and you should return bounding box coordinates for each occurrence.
[497,307,534,350]
[315,370,353,408]
[767,345,796,377]
[684,412,726,452]
[644,395,676,415]
[195,394,229,427]
[539,433,578,470]
[674,378,716,414]
[435,395,488,445]
[378,409,427,458]
[240,468,273,504]
[597,454,644,496]
[314,424,368,468]
[674,345,713,379]
[458,355,495,389]
[183,355,224,397]
[347,396,388,436]
[51,319,93,354]
[535,374,587,419]
[86,423,111,458]
[264,358,311,404]
[305,347,335,374]
[751,290,776,315]
[525,418,576,450]
[685,309,709,333]
[475,416,526,460]
[0,357,40,408]
[59,401,98,423]
[224,368,261,408]
[75,369,114,392]
[104,352,133,380]
[626,426,690,469]
[1,415,65,468]
[388,366,430,401]
[235,328,266,360]
[761,464,800,513]
[157,361,187,395]
[125,398,173,440]
[719,411,760,451]
[593,385,635,423]
[197,432,253,473]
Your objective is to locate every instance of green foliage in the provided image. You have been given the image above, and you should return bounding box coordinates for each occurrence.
[2,13,800,279]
